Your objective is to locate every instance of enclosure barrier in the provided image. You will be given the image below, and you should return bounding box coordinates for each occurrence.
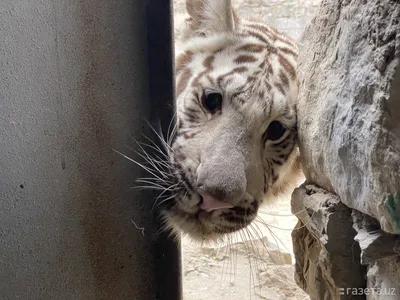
[0,1,181,299]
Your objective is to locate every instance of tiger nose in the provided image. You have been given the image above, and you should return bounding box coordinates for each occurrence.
[198,190,234,212]
[196,162,247,209]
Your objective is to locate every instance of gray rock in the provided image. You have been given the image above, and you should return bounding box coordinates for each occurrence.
[293,0,400,298]
[353,211,400,265]
[365,259,400,300]
[351,212,400,300]
[291,184,366,300]
[296,0,400,234]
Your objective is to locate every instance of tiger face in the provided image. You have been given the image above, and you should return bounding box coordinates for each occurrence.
[159,0,302,241]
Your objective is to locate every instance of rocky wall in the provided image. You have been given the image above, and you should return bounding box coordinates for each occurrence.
[292,0,400,299]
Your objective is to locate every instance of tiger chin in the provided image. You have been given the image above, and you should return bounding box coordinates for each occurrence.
[157,0,303,242]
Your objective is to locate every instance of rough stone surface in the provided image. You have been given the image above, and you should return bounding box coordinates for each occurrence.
[353,211,400,265]
[291,184,366,300]
[296,0,400,234]
[366,258,400,300]
[293,0,400,299]
[352,212,400,300]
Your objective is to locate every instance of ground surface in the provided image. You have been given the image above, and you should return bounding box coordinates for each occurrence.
[173,1,321,299]
[181,200,309,300]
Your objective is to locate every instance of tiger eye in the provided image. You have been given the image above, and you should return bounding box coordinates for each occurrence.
[202,92,223,113]
[265,121,286,141]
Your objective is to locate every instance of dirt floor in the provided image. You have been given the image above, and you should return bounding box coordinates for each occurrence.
[181,199,309,300]
[172,1,321,299]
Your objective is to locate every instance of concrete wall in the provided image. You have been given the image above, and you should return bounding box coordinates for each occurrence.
[0,1,176,299]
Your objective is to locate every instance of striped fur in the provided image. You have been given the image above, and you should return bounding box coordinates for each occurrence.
[162,0,302,241]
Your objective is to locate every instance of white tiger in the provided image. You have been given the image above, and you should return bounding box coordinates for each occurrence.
[152,0,302,241]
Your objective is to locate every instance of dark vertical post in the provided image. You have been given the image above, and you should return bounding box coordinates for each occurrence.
[145,1,182,300]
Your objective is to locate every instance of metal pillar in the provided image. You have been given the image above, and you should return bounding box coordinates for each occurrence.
[146,1,182,300]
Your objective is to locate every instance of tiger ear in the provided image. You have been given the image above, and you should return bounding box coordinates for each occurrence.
[185,0,238,37]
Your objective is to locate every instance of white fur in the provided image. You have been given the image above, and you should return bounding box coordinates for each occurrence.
[163,0,302,240]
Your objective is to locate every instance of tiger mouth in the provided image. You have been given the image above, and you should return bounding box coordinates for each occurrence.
[161,190,260,238]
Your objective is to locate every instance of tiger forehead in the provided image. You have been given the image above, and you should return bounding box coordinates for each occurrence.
[187,49,271,102]
[177,41,295,94]
[184,44,268,90]
[189,42,266,72]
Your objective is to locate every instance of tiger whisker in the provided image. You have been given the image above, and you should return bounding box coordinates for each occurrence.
[136,176,175,184]
[132,186,172,191]
[144,119,174,153]
[153,194,178,211]
[113,149,171,184]
[135,179,176,189]
[137,136,170,159]
[131,146,172,179]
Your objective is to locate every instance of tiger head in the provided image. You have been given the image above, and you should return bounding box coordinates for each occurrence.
[158,0,302,241]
